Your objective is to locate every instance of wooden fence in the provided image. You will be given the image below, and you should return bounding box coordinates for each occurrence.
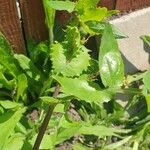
[0,0,150,54]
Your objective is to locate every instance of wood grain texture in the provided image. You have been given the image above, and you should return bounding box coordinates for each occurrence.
[19,0,48,43]
[98,0,115,10]
[0,0,25,54]
[116,0,150,11]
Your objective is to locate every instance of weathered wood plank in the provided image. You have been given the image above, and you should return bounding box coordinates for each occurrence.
[116,0,150,11]
[0,0,25,54]
[19,0,48,43]
[98,0,115,10]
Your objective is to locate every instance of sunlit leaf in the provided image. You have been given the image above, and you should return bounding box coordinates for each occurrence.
[0,108,26,149]
[99,24,124,88]
[0,100,20,109]
[16,74,28,103]
[53,76,111,105]
[51,27,90,77]
[76,0,107,22]
[3,133,25,150]
[47,1,76,13]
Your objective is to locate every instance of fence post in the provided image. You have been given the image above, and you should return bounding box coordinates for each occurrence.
[0,0,26,54]
[19,0,48,43]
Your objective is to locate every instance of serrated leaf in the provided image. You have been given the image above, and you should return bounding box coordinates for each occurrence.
[76,0,100,13]
[81,8,107,22]
[62,46,90,77]
[99,24,124,88]
[64,27,81,57]
[0,108,26,149]
[53,76,111,105]
[76,0,107,22]
[51,27,90,77]
[47,1,76,13]
[51,43,67,73]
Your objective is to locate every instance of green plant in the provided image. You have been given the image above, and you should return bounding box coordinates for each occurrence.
[0,0,150,150]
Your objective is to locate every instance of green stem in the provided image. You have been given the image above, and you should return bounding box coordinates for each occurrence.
[49,26,54,46]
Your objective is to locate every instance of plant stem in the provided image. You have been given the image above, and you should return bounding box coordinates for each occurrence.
[49,26,54,46]
[33,84,60,150]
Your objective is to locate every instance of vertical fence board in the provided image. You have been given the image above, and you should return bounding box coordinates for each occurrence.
[19,0,48,43]
[98,0,115,10]
[116,0,150,11]
[0,0,25,53]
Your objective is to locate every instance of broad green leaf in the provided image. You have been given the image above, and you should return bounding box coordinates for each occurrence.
[141,35,150,47]
[53,76,111,105]
[51,27,90,77]
[47,1,76,13]
[78,125,126,137]
[76,0,107,22]
[80,8,107,22]
[0,100,20,109]
[0,108,26,149]
[3,133,25,150]
[76,0,100,14]
[16,74,28,102]
[56,118,128,145]
[0,33,20,77]
[14,54,41,81]
[99,24,124,88]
